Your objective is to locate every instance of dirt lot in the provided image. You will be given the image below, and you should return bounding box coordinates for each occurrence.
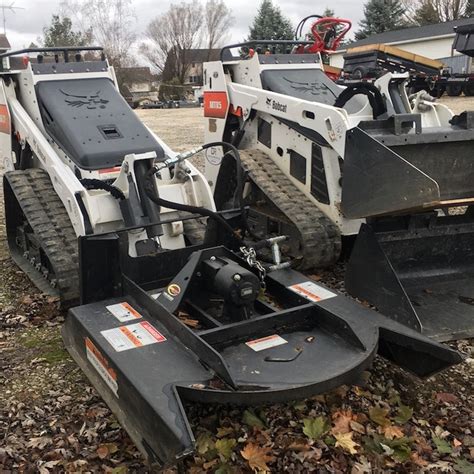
[0,98,473,473]
[137,107,205,154]
[439,95,474,114]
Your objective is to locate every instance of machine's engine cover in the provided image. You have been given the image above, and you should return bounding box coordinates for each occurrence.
[36,77,164,170]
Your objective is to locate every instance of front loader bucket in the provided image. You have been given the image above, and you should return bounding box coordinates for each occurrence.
[62,232,462,467]
[342,122,474,219]
[346,215,474,341]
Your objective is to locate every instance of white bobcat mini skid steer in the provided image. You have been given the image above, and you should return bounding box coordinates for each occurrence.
[0,46,213,306]
[203,37,474,342]
[0,46,462,468]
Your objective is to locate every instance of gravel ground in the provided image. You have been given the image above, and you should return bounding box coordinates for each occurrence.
[0,97,473,473]
[438,95,474,114]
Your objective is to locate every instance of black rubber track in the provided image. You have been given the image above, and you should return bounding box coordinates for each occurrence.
[4,169,79,307]
[239,149,341,269]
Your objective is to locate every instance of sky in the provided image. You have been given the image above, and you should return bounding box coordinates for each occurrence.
[3,0,366,50]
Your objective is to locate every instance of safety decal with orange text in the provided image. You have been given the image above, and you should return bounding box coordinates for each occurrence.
[106,302,142,322]
[85,337,118,396]
[101,321,166,352]
[288,281,336,303]
[246,334,288,352]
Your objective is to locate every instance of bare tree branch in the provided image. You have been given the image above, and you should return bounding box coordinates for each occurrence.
[141,1,203,83]
[403,0,468,23]
[204,0,233,55]
[60,0,137,67]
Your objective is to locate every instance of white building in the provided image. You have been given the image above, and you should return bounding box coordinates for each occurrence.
[330,17,474,68]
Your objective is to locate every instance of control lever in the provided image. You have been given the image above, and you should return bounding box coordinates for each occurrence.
[154,147,204,171]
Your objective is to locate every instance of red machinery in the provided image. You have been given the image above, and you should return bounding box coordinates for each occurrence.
[295,16,352,54]
[294,15,352,80]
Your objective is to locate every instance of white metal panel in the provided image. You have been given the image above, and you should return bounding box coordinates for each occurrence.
[0,79,12,170]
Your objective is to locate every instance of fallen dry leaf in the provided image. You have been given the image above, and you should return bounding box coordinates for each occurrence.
[383,425,404,440]
[215,438,237,460]
[97,445,109,459]
[203,459,219,470]
[334,432,359,455]
[289,441,311,452]
[411,452,429,467]
[351,456,372,473]
[394,404,413,424]
[241,443,275,472]
[216,426,234,438]
[293,446,322,463]
[435,392,459,404]
[331,409,354,435]
[96,443,118,459]
[28,437,52,449]
[350,420,366,434]
[369,406,390,427]
[303,416,330,440]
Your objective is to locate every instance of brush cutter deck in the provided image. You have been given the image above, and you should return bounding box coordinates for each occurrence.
[63,229,461,468]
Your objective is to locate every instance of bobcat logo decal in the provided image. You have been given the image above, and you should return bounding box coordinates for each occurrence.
[60,89,109,109]
[283,77,335,97]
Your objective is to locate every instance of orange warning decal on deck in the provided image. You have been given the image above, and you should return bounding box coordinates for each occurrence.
[288,281,336,303]
[119,325,142,346]
[246,334,288,352]
[101,321,167,352]
[203,91,228,118]
[85,337,118,396]
[106,302,142,322]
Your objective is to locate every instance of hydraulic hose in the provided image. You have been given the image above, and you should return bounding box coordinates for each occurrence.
[203,141,245,217]
[144,141,245,243]
[334,83,387,119]
[294,15,322,40]
[80,178,125,200]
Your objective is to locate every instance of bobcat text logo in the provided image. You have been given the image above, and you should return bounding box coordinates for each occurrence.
[60,89,109,109]
[266,98,287,113]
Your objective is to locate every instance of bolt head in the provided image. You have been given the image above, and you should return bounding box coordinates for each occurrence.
[233,273,242,282]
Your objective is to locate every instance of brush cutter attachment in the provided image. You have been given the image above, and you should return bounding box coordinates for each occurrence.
[63,226,461,467]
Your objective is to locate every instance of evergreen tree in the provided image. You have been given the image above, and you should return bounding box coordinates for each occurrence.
[248,0,293,40]
[355,0,407,40]
[42,15,91,47]
[414,1,440,25]
[323,7,335,17]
